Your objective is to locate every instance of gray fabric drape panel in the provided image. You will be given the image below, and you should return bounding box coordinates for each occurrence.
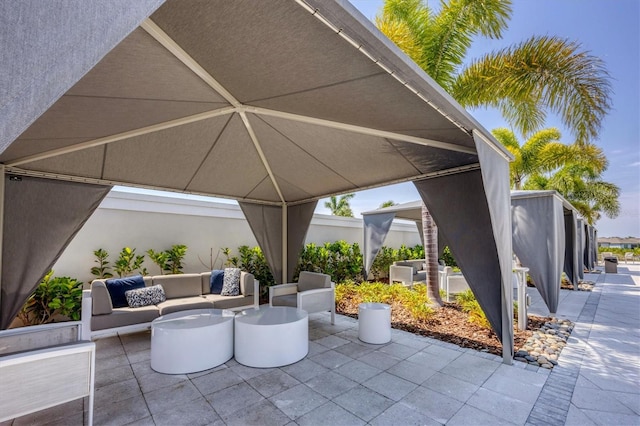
[0,0,164,150]
[563,211,579,289]
[585,225,596,271]
[416,221,424,247]
[1,177,111,329]
[583,222,590,271]
[474,132,513,359]
[286,201,317,282]
[239,202,283,283]
[363,213,396,275]
[591,228,598,270]
[511,196,564,314]
[577,218,585,279]
[239,201,317,284]
[414,169,508,342]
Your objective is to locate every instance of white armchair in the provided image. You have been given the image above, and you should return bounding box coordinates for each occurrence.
[0,322,95,425]
[269,271,335,324]
[389,260,427,288]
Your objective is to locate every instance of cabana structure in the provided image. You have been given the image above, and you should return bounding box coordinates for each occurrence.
[363,190,585,316]
[511,191,583,315]
[0,1,514,361]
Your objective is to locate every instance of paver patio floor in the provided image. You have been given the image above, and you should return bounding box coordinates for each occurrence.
[4,265,638,425]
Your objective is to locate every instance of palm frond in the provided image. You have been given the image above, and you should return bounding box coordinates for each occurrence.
[453,35,612,143]
[430,0,512,89]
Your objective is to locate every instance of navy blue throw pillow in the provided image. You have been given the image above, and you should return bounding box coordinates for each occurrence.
[106,275,145,308]
[210,269,225,294]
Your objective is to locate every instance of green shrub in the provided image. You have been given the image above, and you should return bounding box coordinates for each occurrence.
[369,244,425,280]
[370,246,396,280]
[335,281,434,321]
[234,245,275,295]
[295,240,363,283]
[18,271,83,325]
[440,246,458,268]
[455,289,491,329]
[598,247,640,257]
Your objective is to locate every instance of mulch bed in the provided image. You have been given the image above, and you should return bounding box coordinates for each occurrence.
[337,300,549,357]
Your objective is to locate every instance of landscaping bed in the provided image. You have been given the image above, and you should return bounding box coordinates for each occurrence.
[337,298,548,357]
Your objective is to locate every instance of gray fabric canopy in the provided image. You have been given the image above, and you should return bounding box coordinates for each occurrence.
[1,0,514,355]
[363,190,583,316]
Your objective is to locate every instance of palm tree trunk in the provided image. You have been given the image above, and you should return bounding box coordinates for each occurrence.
[422,203,443,307]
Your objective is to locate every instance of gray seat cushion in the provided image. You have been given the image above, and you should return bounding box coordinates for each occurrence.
[91,306,159,331]
[270,294,297,308]
[157,297,213,315]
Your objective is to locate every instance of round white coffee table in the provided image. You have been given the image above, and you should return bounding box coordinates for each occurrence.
[151,308,234,374]
[358,303,391,344]
[234,306,308,368]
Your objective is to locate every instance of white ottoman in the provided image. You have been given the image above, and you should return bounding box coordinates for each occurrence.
[151,309,234,374]
[358,303,391,344]
[234,306,308,368]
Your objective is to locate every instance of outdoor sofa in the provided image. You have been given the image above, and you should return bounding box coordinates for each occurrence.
[81,271,258,339]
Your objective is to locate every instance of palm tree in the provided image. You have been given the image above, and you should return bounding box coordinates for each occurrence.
[376,0,611,144]
[491,127,618,223]
[525,165,620,224]
[324,194,355,217]
[375,0,612,304]
[380,200,396,208]
[422,204,443,306]
[492,127,607,190]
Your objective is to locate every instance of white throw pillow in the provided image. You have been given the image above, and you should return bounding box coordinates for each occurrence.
[125,284,166,308]
[221,268,241,296]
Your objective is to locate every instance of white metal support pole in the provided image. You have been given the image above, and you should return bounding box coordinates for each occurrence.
[514,267,529,331]
[282,203,288,284]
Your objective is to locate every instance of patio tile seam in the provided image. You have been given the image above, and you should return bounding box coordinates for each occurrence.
[115,334,158,424]
[526,283,601,425]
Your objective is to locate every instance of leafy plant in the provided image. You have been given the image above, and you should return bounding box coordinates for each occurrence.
[440,246,458,268]
[165,244,187,274]
[147,244,188,275]
[455,289,491,329]
[18,271,83,325]
[147,249,170,275]
[90,248,113,279]
[234,245,275,296]
[221,247,239,268]
[114,247,146,277]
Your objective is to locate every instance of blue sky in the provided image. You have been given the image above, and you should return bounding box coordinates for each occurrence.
[315,0,639,237]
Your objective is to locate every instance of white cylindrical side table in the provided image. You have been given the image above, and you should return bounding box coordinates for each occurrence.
[151,309,234,374]
[358,303,391,344]
[234,306,308,368]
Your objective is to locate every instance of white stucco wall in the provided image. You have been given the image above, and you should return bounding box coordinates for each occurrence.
[52,190,421,283]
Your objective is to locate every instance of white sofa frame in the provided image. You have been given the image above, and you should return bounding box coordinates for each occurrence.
[0,322,95,425]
